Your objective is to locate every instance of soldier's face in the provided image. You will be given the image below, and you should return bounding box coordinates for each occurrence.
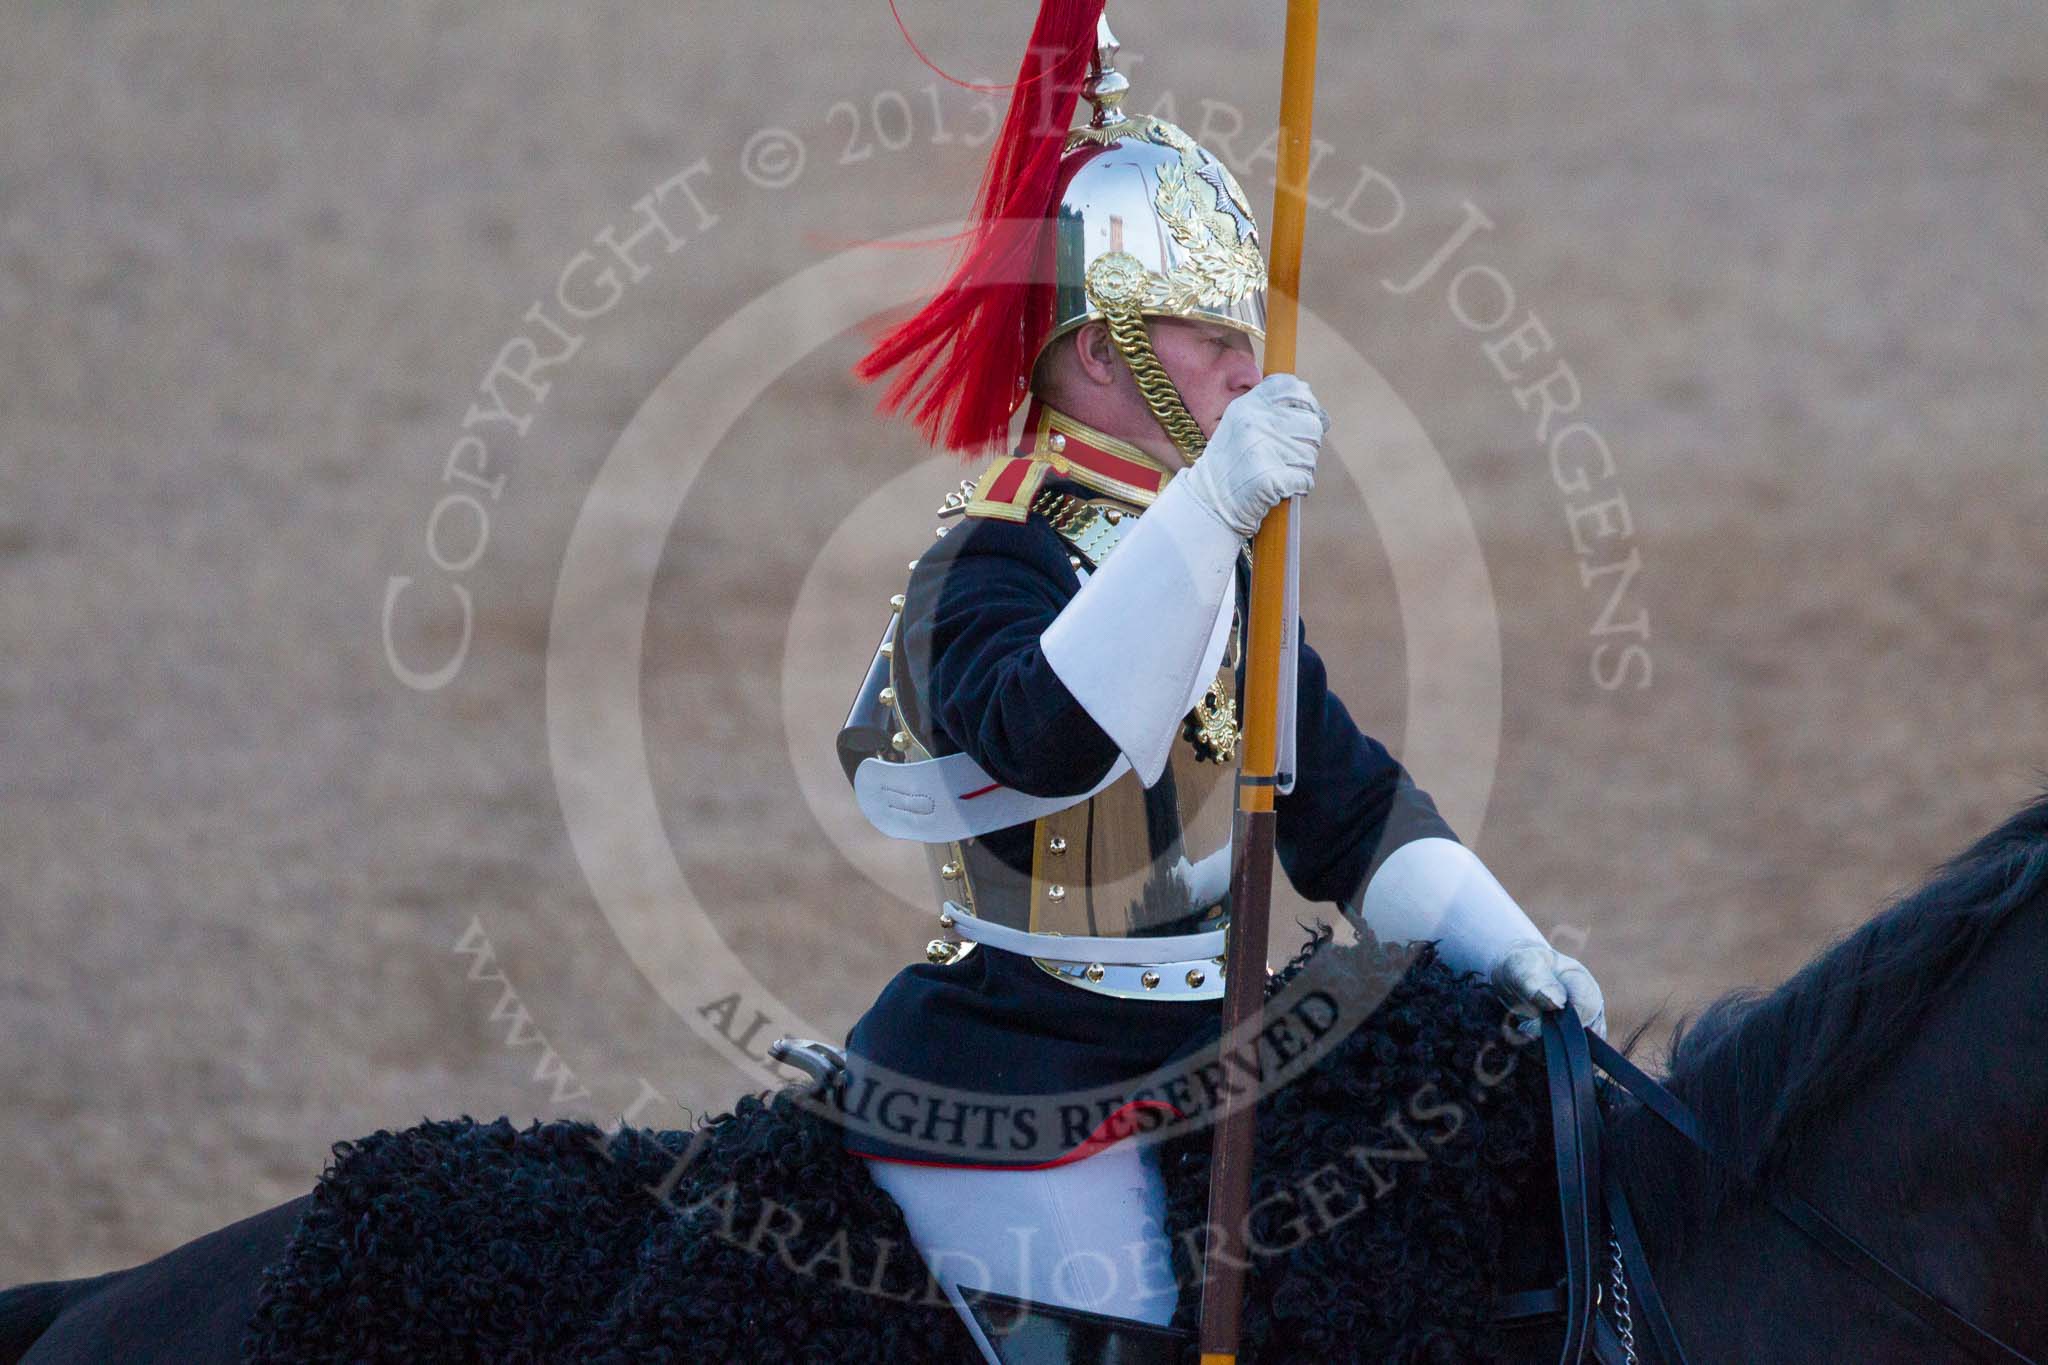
[1042,318,1262,469]
[1146,318,1263,469]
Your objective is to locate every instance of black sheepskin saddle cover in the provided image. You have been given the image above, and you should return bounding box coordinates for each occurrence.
[241,932,1555,1363]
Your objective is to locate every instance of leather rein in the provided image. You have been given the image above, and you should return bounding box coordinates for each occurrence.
[1496,1010,2037,1365]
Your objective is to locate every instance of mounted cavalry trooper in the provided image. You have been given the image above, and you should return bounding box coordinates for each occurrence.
[832,2,1604,1357]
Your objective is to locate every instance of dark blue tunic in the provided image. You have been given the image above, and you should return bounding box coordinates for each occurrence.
[841,479,1454,1166]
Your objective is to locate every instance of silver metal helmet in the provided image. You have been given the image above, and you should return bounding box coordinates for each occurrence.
[1035,19,1268,457]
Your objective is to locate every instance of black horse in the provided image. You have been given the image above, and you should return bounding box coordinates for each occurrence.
[5,791,2046,1363]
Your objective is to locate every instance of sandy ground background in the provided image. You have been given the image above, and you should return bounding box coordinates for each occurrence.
[1,0,2042,1282]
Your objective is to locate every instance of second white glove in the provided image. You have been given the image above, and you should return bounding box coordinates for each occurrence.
[1493,940,1607,1040]
[1348,837,1608,1038]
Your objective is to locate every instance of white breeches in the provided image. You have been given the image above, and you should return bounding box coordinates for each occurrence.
[863,1139,1180,1363]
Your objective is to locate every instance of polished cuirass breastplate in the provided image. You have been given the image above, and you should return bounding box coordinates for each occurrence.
[838,477,1243,1001]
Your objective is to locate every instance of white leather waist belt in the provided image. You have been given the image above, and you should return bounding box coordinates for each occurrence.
[943,902,1226,965]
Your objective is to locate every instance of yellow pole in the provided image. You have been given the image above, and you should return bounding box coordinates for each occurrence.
[1197,2,1321,1360]
[1243,0,1319,813]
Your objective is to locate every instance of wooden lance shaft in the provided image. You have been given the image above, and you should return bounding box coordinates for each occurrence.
[1197,0,1321,1360]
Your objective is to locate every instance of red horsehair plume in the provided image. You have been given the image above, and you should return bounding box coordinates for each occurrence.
[855,0,1107,455]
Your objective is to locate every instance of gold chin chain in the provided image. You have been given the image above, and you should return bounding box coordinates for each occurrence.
[1100,304,1209,460]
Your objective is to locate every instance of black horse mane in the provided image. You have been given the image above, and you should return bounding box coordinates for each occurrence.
[1612,786,2048,1253]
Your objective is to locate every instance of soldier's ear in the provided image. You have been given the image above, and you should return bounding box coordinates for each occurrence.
[1073,321,1122,387]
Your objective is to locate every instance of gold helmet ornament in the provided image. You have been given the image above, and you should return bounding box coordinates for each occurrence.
[856,1,1266,461]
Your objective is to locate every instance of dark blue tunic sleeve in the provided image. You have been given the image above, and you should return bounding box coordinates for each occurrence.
[898,510,1123,798]
[1273,620,1459,905]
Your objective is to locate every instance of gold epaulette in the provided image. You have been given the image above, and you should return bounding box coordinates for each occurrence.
[936,461,1142,569]
[961,456,1052,523]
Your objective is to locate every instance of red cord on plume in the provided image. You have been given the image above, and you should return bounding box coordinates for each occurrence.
[856,0,1106,455]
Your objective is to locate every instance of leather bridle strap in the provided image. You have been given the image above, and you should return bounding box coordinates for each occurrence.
[1601,1161,1688,1365]
[1586,1029,2037,1365]
[1540,1014,1604,1364]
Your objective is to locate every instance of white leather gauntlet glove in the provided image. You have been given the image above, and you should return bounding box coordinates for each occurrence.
[1040,373,1328,786]
[1176,373,1328,537]
[1347,837,1607,1037]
